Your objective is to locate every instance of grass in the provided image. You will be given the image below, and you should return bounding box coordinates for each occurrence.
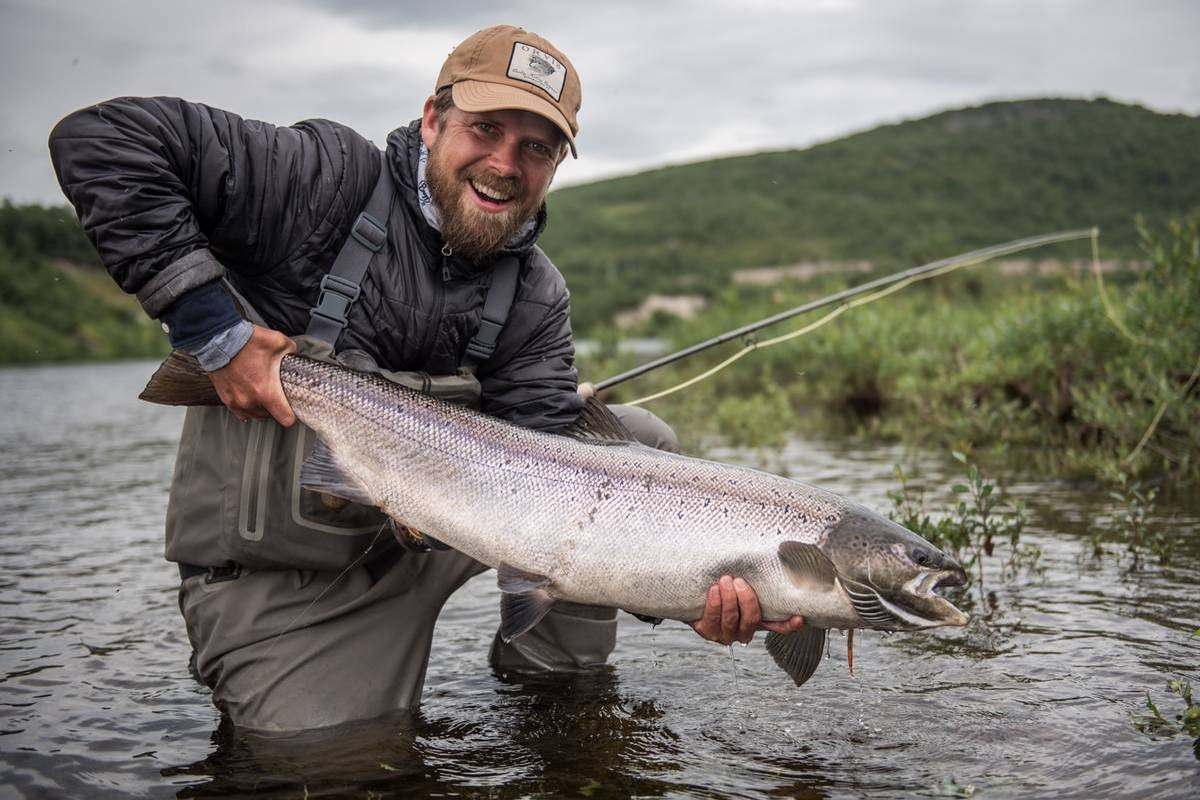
[1132,680,1200,760]
[582,216,1200,487]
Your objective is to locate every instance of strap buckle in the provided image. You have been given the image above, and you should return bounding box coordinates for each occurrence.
[464,319,503,362]
[310,273,361,324]
[350,212,387,253]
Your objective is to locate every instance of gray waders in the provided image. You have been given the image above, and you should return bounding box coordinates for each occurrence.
[170,155,680,732]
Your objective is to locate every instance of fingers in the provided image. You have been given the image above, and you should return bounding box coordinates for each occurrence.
[718,575,739,643]
[732,577,760,644]
[264,331,297,427]
[210,326,298,427]
[577,381,596,400]
[690,584,723,642]
[692,576,761,646]
[691,577,799,646]
[760,615,806,634]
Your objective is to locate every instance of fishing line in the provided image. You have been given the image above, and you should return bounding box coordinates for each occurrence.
[263,520,389,655]
[621,229,1096,407]
[1091,227,1152,346]
[1124,352,1200,466]
[1088,228,1198,465]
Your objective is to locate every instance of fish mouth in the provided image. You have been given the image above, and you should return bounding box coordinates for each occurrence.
[838,568,969,630]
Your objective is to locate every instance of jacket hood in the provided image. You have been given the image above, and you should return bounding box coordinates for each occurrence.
[385,120,548,275]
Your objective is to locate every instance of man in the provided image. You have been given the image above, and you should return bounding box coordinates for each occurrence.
[49,24,802,733]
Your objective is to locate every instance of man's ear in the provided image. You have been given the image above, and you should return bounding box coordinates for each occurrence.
[420,96,440,149]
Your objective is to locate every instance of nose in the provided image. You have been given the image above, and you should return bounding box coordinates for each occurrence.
[487,138,522,178]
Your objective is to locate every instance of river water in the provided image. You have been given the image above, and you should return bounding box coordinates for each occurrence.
[0,360,1196,799]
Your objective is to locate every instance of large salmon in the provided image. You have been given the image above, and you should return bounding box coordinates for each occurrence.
[143,352,968,687]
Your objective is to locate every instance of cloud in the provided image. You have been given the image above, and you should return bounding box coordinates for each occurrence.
[2,0,1197,202]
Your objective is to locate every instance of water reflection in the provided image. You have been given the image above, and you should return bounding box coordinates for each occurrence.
[2,361,1199,798]
[165,714,426,798]
[165,669,685,799]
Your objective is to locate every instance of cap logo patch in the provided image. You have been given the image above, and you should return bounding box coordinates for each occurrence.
[507,42,566,101]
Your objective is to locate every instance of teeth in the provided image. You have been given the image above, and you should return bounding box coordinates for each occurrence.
[470,180,513,202]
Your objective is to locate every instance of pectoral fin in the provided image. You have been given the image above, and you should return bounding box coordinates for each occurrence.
[299,440,374,507]
[778,541,837,589]
[766,627,827,688]
[497,563,556,642]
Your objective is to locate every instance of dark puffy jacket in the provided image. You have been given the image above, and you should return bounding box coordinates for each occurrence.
[48,96,583,430]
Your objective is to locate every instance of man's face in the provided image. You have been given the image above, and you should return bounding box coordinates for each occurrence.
[421,100,564,263]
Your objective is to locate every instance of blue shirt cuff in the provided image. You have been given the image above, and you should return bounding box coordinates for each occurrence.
[187,320,255,372]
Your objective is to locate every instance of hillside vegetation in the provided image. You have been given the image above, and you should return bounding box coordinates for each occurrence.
[0,202,166,363]
[580,215,1200,486]
[2,97,1197,366]
[543,98,1200,330]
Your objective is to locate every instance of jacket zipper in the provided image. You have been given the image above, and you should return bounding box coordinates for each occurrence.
[416,243,450,362]
[441,243,453,282]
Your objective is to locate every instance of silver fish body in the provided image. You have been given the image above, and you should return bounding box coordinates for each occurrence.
[283,358,962,629]
[142,352,969,687]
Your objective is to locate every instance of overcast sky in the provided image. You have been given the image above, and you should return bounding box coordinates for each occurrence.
[2,0,1197,204]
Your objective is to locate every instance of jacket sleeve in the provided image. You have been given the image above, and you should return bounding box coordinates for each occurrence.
[478,287,585,432]
[48,96,377,319]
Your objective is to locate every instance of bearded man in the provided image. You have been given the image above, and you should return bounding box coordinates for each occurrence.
[49,24,803,734]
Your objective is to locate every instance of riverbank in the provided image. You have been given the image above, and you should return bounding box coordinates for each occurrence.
[580,217,1200,487]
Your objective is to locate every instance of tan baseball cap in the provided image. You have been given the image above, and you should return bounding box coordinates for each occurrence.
[435,25,581,158]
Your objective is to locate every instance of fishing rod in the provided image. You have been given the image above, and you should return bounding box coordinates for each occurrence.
[595,228,1097,393]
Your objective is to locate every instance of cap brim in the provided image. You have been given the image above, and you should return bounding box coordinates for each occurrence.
[452,81,578,159]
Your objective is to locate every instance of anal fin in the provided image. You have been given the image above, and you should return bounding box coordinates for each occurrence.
[497,563,555,642]
[766,627,827,688]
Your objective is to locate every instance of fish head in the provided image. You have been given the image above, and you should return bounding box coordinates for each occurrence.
[821,505,968,630]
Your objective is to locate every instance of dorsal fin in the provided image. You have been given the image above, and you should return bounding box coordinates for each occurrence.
[561,397,636,444]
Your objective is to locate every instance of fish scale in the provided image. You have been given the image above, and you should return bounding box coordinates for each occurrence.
[284,357,848,621]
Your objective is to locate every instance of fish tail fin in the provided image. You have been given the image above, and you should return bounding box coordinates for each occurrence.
[139,351,223,406]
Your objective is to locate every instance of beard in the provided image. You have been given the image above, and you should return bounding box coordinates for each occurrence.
[424,143,545,264]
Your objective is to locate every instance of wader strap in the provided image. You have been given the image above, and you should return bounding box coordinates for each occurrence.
[306,152,393,347]
[462,255,521,366]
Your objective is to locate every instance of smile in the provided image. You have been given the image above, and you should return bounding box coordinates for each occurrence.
[469,178,515,207]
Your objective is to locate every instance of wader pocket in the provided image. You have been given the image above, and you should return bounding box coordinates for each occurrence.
[227,418,388,571]
[163,357,484,573]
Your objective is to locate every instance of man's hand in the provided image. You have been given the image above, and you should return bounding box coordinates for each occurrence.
[577,381,596,400]
[690,575,805,645]
[209,325,297,426]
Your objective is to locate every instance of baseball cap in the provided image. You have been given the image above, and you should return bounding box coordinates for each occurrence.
[435,25,581,158]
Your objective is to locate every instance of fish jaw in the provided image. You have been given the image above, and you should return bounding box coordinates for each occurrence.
[837,566,969,630]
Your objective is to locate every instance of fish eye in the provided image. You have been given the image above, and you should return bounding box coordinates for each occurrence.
[909,546,934,567]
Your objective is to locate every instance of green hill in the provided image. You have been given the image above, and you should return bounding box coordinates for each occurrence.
[4,97,1198,363]
[542,98,1200,330]
[0,202,166,363]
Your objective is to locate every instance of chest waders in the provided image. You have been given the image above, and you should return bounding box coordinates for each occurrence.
[168,154,521,578]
